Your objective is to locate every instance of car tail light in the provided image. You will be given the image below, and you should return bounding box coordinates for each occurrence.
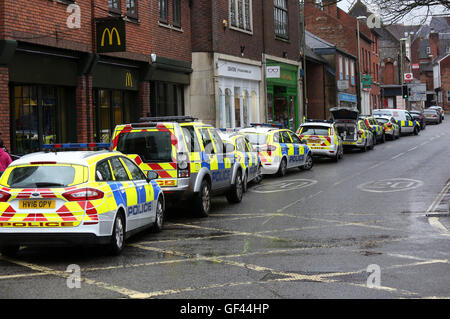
[387,123,392,128]
[358,130,363,137]
[265,145,277,156]
[0,190,11,202]
[177,152,190,178]
[63,188,104,201]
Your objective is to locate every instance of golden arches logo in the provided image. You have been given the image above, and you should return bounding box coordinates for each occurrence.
[101,27,121,47]
[125,72,133,87]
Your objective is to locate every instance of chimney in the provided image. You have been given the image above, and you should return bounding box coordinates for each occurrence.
[429,29,439,58]
[323,0,338,17]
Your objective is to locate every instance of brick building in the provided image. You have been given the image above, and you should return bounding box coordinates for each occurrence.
[190,0,303,130]
[0,0,192,155]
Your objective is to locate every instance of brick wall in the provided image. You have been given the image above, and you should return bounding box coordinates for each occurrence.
[440,56,450,111]
[0,66,10,151]
[76,75,93,144]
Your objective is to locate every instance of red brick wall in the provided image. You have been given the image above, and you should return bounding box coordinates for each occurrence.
[76,75,93,144]
[0,66,10,151]
[440,57,450,111]
[306,62,325,119]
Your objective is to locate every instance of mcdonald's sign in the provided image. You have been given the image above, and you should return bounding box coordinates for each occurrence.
[125,72,133,88]
[96,18,126,53]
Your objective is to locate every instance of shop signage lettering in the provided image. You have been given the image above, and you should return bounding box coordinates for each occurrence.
[218,60,261,81]
[125,72,133,88]
[96,19,126,53]
[281,73,292,81]
[266,66,280,78]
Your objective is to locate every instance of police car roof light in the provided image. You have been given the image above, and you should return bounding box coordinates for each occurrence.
[131,122,158,128]
[250,123,283,128]
[139,116,198,123]
[42,143,111,151]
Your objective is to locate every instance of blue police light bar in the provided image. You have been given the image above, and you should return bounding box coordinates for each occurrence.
[250,123,283,128]
[42,143,111,150]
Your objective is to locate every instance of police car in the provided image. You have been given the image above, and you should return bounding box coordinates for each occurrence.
[217,130,262,192]
[0,143,165,256]
[331,107,375,152]
[373,109,420,135]
[239,124,313,177]
[296,120,344,162]
[373,116,400,140]
[360,115,385,144]
[111,116,245,217]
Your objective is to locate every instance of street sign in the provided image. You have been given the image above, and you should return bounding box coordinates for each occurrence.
[412,64,419,70]
[337,80,349,90]
[404,73,413,82]
[266,66,280,78]
[362,75,371,88]
[408,83,426,101]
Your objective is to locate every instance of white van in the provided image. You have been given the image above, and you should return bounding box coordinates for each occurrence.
[372,109,420,135]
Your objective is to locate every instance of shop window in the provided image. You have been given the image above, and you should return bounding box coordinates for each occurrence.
[234,87,241,127]
[339,55,343,81]
[243,90,249,127]
[149,82,185,117]
[225,89,233,128]
[251,90,259,123]
[274,0,288,39]
[11,85,73,155]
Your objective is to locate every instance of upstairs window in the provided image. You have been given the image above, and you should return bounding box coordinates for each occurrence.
[126,0,138,19]
[159,0,168,24]
[274,0,288,39]
[230,0,252,32]
[173,0,181,27]
[108,0,121,14]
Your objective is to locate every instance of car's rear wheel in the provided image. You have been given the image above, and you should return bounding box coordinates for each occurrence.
[278,158,287,177]
[302,153,313,170]
[193,179,211,217]
[414,126,419,135]
[253,165,263,184]
[226,170,243,204]
[0,245,19,257]
[242,170,248,193]
[150,196,165,233]
[381,133,385,143]
[108,212,125,255]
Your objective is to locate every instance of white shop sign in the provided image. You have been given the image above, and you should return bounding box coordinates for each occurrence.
[218,60,261,81]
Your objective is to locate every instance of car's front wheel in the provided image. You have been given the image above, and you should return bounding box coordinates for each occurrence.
[193,179,211,217]
[151,196,165,233]
[302,153,313,170]
[226,170,243,203]
[108,212,125,255]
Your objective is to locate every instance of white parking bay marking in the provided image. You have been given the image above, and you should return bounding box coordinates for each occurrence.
[358,178,424,193]
[250,179,317,194]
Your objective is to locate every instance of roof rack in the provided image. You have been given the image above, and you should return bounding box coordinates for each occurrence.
[42,143,111,152]
[250,123,283,128]
[139,116,198,123]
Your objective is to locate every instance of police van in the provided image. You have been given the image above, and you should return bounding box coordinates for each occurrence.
[111,116,245,217]
[372,109,420,135]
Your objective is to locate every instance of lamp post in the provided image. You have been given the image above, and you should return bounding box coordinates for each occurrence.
[356,16,366,113]
[399,37,407,109]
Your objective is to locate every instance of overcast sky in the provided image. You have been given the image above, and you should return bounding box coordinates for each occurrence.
[337,0,449,25]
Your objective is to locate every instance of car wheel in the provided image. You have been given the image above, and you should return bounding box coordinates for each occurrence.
[150,196,165,233]
[254,165,263,184]
[0,245,20,257]
[302,153,313,170]
[108,211,125,256]
[361,140,368,152]
[414,126,419,135]
[338,146,344,159]
[226,170,243,204]
[278,158,287,177]
[193,179,211,217]
[381,133,386,143]
[242,170,248,193]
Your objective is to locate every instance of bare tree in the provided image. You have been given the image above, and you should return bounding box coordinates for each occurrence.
[368,0,450,25]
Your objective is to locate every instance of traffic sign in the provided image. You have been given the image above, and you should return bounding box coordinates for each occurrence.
[404,73,413,82]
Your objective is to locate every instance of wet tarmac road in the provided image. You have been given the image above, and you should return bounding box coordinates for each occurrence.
[1,120,450,299]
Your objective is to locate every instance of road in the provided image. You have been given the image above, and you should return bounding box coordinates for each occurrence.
[1,120,449,299]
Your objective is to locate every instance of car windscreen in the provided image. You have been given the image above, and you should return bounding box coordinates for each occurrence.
[375,118,389,124]
[117,131,173,163]
[243,133,268,145]
[6,165,78,188]
[299,126,329,136]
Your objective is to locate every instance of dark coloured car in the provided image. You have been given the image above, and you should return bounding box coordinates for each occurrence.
[410,110,426,131]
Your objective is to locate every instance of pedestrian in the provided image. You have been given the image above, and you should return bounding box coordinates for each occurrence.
[0,139,12,174]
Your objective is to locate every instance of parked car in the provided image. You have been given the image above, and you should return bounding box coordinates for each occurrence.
[428,106,444,121]
[296,120,344,162]
[423,109,441,124]
[360,115,385,144]
[330,107,374,152]
[409,110,426,130]
[217,130,262,191]
[111,116,245,217]
[373,116,400,140]
[0,144,165,256]
[372,109,420,135]
[240,124,313,177]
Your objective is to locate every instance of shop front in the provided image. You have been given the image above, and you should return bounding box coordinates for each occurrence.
[217,59,261,128]
[265,61,299,130]
[8,48,78,155]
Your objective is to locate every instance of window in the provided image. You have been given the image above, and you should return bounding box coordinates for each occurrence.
[339,55,343,81]
[108,0,121,13]
[345,58,349,81]
[350,61,355,86]
[159,0,168,23]
[96,160,113,182]
[274,0,288,39]
[121,157,146,180]
[209,129,224,155]
[446,47,450,54]
[447,91,450,102]
[117,130,173,163]
[110,157,130,181]
[198,128,214,154]
[126,0,138,19]
[280,131,292,143]
[290,132,302,144]
[181,126,201,153]
[173,0,181,27]
[426,46,430,54]
[229,0,252,32]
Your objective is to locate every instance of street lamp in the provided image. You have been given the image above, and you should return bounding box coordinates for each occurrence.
[356,16,366,114]
[399,37,407,109]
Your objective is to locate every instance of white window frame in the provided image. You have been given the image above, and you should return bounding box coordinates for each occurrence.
[274,0,289,39]
[426,46,431,54]
[229,0,253,34]
[345,57,349,81]
[350,60,355,86]
[447,90,450,103]
[339,55,343,81]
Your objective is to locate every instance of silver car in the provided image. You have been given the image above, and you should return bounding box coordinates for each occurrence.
[423,109,441,124]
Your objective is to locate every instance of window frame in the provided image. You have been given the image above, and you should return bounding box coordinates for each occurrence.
[159,0,169,24]
[126,0,138,20]
[108,0,122,14]
[229,0,253,33]
[172,0,182,28]
[273,0,289,40]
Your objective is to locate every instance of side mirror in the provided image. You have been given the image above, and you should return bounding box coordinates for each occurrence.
[147,171,159,182]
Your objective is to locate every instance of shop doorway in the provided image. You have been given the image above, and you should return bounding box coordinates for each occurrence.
[267,86,297,130]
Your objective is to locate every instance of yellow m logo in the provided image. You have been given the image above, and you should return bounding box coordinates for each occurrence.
[101,27,121,47]
[125,72,133,87]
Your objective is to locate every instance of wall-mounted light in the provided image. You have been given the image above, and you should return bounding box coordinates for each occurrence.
[151,53,157,63]
[240,45,245,57]
[223,19,228,30]
[283,51,288,58]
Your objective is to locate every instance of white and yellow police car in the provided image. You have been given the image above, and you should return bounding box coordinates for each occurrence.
[240,124,313,177]
[0,143,165,256]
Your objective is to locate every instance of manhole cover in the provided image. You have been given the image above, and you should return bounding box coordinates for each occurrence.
[358,178,423,193]
[251,179,317,194]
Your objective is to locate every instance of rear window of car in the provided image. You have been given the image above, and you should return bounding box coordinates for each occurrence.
[117,131,173,163]
[375,118,388,124]
[5,165,82,188]
[299,126,329,136]
[244,133,268,145]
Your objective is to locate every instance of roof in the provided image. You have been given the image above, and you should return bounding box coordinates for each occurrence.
[306,31,356,59]
[11,150,120,167]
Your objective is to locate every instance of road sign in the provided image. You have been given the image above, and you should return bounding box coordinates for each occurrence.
[404,73,413,82]
[408,83,426,101]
